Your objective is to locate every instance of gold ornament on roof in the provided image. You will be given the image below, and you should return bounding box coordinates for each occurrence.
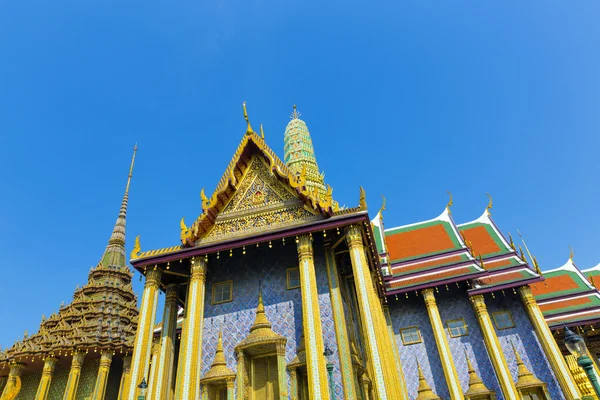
[243,101,253,135]
[359,186,367,211]
[569,245,575,261]
[130,235,141,260]
[378,194,386,218]
[486,192,493,215]
[260,123,265,139]
[446,191,453,212]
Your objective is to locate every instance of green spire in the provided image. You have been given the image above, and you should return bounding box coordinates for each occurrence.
[284,105,326,197]
[99,144,137,269]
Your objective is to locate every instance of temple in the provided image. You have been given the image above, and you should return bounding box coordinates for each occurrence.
[1,105,599,400]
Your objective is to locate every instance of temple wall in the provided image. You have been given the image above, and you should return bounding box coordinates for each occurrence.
[75,357,99,400]
[200,242,343,398]
[486,294,564,400]
[104,356,123,400]
[47,361,69,399]
[14,369,41,400]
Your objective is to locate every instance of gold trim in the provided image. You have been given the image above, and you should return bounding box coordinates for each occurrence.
[211,280,233,305]
[286,268,300,290]
[399,326,422,345]
[446,318,469,338]
[491,310,515,330]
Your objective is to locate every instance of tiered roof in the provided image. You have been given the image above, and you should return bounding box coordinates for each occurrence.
[533,259,600,328]
[1,148,139,372]
[374,201,542,296]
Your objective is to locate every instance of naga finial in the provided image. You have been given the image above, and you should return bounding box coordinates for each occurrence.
[486,192,493,215]
[243,101,253,135]
[569,245,574,261]
[446,191,453,213]
[130,235,141,260]
[359,186,367,210]
[200,188,209,209]
[378,195,386,218]
[260,123,265,139]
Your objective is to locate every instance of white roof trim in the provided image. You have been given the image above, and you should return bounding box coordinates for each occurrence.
[384,207,450,232]
[546,308,600,322]
[388,262,484,285]
[582,263,600,273]
[538,292,600,306]
[391,250,474,271]
[543,258,594,290]
[457,209,512,250]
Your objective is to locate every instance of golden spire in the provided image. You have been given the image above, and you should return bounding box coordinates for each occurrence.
[416,360,440,400]
[508,232,516,251]
[569,245,575,261]
[250,286,272,333]
[486,192,493,215]
[200,330,235,382]
[446,191,453,213]
[260,123,265,139]
[125,144,137,194]
[464,349,493,397]
[243,101,253,135]
[359,186,367,210]
[511,341,544,388]
[291,104,300,119]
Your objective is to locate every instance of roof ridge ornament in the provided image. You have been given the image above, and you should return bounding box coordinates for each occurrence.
[569,245,575,261]
[485,192,492,215]
[260,123,265,139]
[378,194,386,219]
[446,191,453,213]
[243,101,254,135]
[291,104,301,120]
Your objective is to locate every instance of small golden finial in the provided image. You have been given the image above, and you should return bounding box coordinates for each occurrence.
[508,233,516,251]
[291,104,301,119]
[260,123,265,139]
[243,101,253,135]
[569,245,574,261]
[378,194,386,218]
[130,235,141,260]
[359,187,367,210]
[446,191,453,213]
[485,192,492,215]
[125,144,138,194]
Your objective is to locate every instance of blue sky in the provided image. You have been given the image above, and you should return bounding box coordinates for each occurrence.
[0,1,599,347]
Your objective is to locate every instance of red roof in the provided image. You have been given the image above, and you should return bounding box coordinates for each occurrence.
[461,225,501,256]
[387,223,456,262]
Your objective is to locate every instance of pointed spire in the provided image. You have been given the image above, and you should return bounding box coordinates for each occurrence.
[512,341,544,388]
[284,104,326,197]
[100,145,137,269]
[416,360,440,400]
[243,101,254,135]
[250,286,272,333]
[485,192,493,215]
[464,348,493,397]
[446,191,453,213]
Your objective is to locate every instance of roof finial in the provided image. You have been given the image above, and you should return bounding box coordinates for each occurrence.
[378,194,386,218]
[243,101,253,135]
[125,144,137,195]
[446,191,453,213]
[260,123,265,139]
[517,229,535,266]
[485,192,492,215]
[569,245,574,261]
[291,104,301,120]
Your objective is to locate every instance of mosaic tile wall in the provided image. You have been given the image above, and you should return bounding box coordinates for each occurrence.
[104,356,124,400]
[200,241,343,399]
[486,292,564,400]
[14,370,41,400]
[0,376,6,394]
[75,356,100,400]
[47,360,69,400]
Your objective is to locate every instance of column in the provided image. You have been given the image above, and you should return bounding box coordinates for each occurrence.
[422,288,463,399]
[276,342,288,400]
[127,267,162,400]
[201,385,208,400]
[324,242,359,400]
[289,368,298,400]
[519,286,582,400]
[296,234,330,399]
[236,351,245,400]
[226,379,235,400]
[174,257,207,400]
[91,351,113,400]
[62,351,85,400]
[470,294,519,399]
[382,305,409,400]
[1,362,26,398]
[151,283,179,400]
[34,356,58,400]
[146,342,161,399]
[345,225,392,399]
[117,356,132,400]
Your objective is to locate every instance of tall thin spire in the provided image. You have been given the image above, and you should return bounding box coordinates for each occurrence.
[100,145,137,269]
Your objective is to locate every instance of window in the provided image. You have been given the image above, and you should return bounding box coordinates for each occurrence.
[492,311,515,330]
[287,268,300,289]
[400,326,422,345]
[446,318,469,337]
[212,281,233,304]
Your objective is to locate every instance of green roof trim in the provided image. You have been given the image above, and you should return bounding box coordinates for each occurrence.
[535,270,591,301]
[458,221,512,258]
[372,224,384,254]
[387,264,481,291]
[541,295,600,317]
[392,253,471,278]
[485,256,524,271]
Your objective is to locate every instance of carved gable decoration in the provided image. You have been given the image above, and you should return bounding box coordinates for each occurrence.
[202,155,322,243]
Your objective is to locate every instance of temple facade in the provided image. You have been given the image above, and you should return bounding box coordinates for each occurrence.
[1,104,599,400]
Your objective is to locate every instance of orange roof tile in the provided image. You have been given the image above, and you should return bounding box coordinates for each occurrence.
[539,296,593,313]
[531,275,580,297]
[391,254,464,276]
[461,225,500,257]
[478,271,527,286]
[389,265,478,289]
[387,224,456,262]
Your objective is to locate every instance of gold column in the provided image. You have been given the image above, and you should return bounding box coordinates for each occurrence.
[117,356,132,400]
[147,342,161,399]
[296,234,330,399]
[382,305,409,400]
[324,242,359,400]
[34,356,58,400]
[226,379,235,400]
[519,286,582,400]
[276,342,288,400]
[91,351,113,400]
[151,283,179,400]
[1,362,26,398]
[62,351,85,400]
[174,257,207,400]
[235,351,245,400]
[127,267,162,400]
[470,294,519,399]
[289,368,298,400]
[346,224,397,399]
[421,288,462,399]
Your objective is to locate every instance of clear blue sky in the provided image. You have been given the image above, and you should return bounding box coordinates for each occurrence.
[0,1,598,348]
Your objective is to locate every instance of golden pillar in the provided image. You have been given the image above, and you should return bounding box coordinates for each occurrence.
[174,257,207,400]
[235,351,245,400]
[117,356,132,400]
[346,224,400,400]
[324,242,359,400]
[470,294,519,399]
[151,283,179,400]
[1,362,26,398]
[34,356,58,400]
[519,286,582,400]
[127,267,162,400]
[421,288,462,399]
[91,351,113,400]
[226,379,235,400]
[276,342,288,400]
[382,305,409,400]
[62,351,85,400]
[296,234,330,399]
[289,368,298,400]
[147,342,161,399]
